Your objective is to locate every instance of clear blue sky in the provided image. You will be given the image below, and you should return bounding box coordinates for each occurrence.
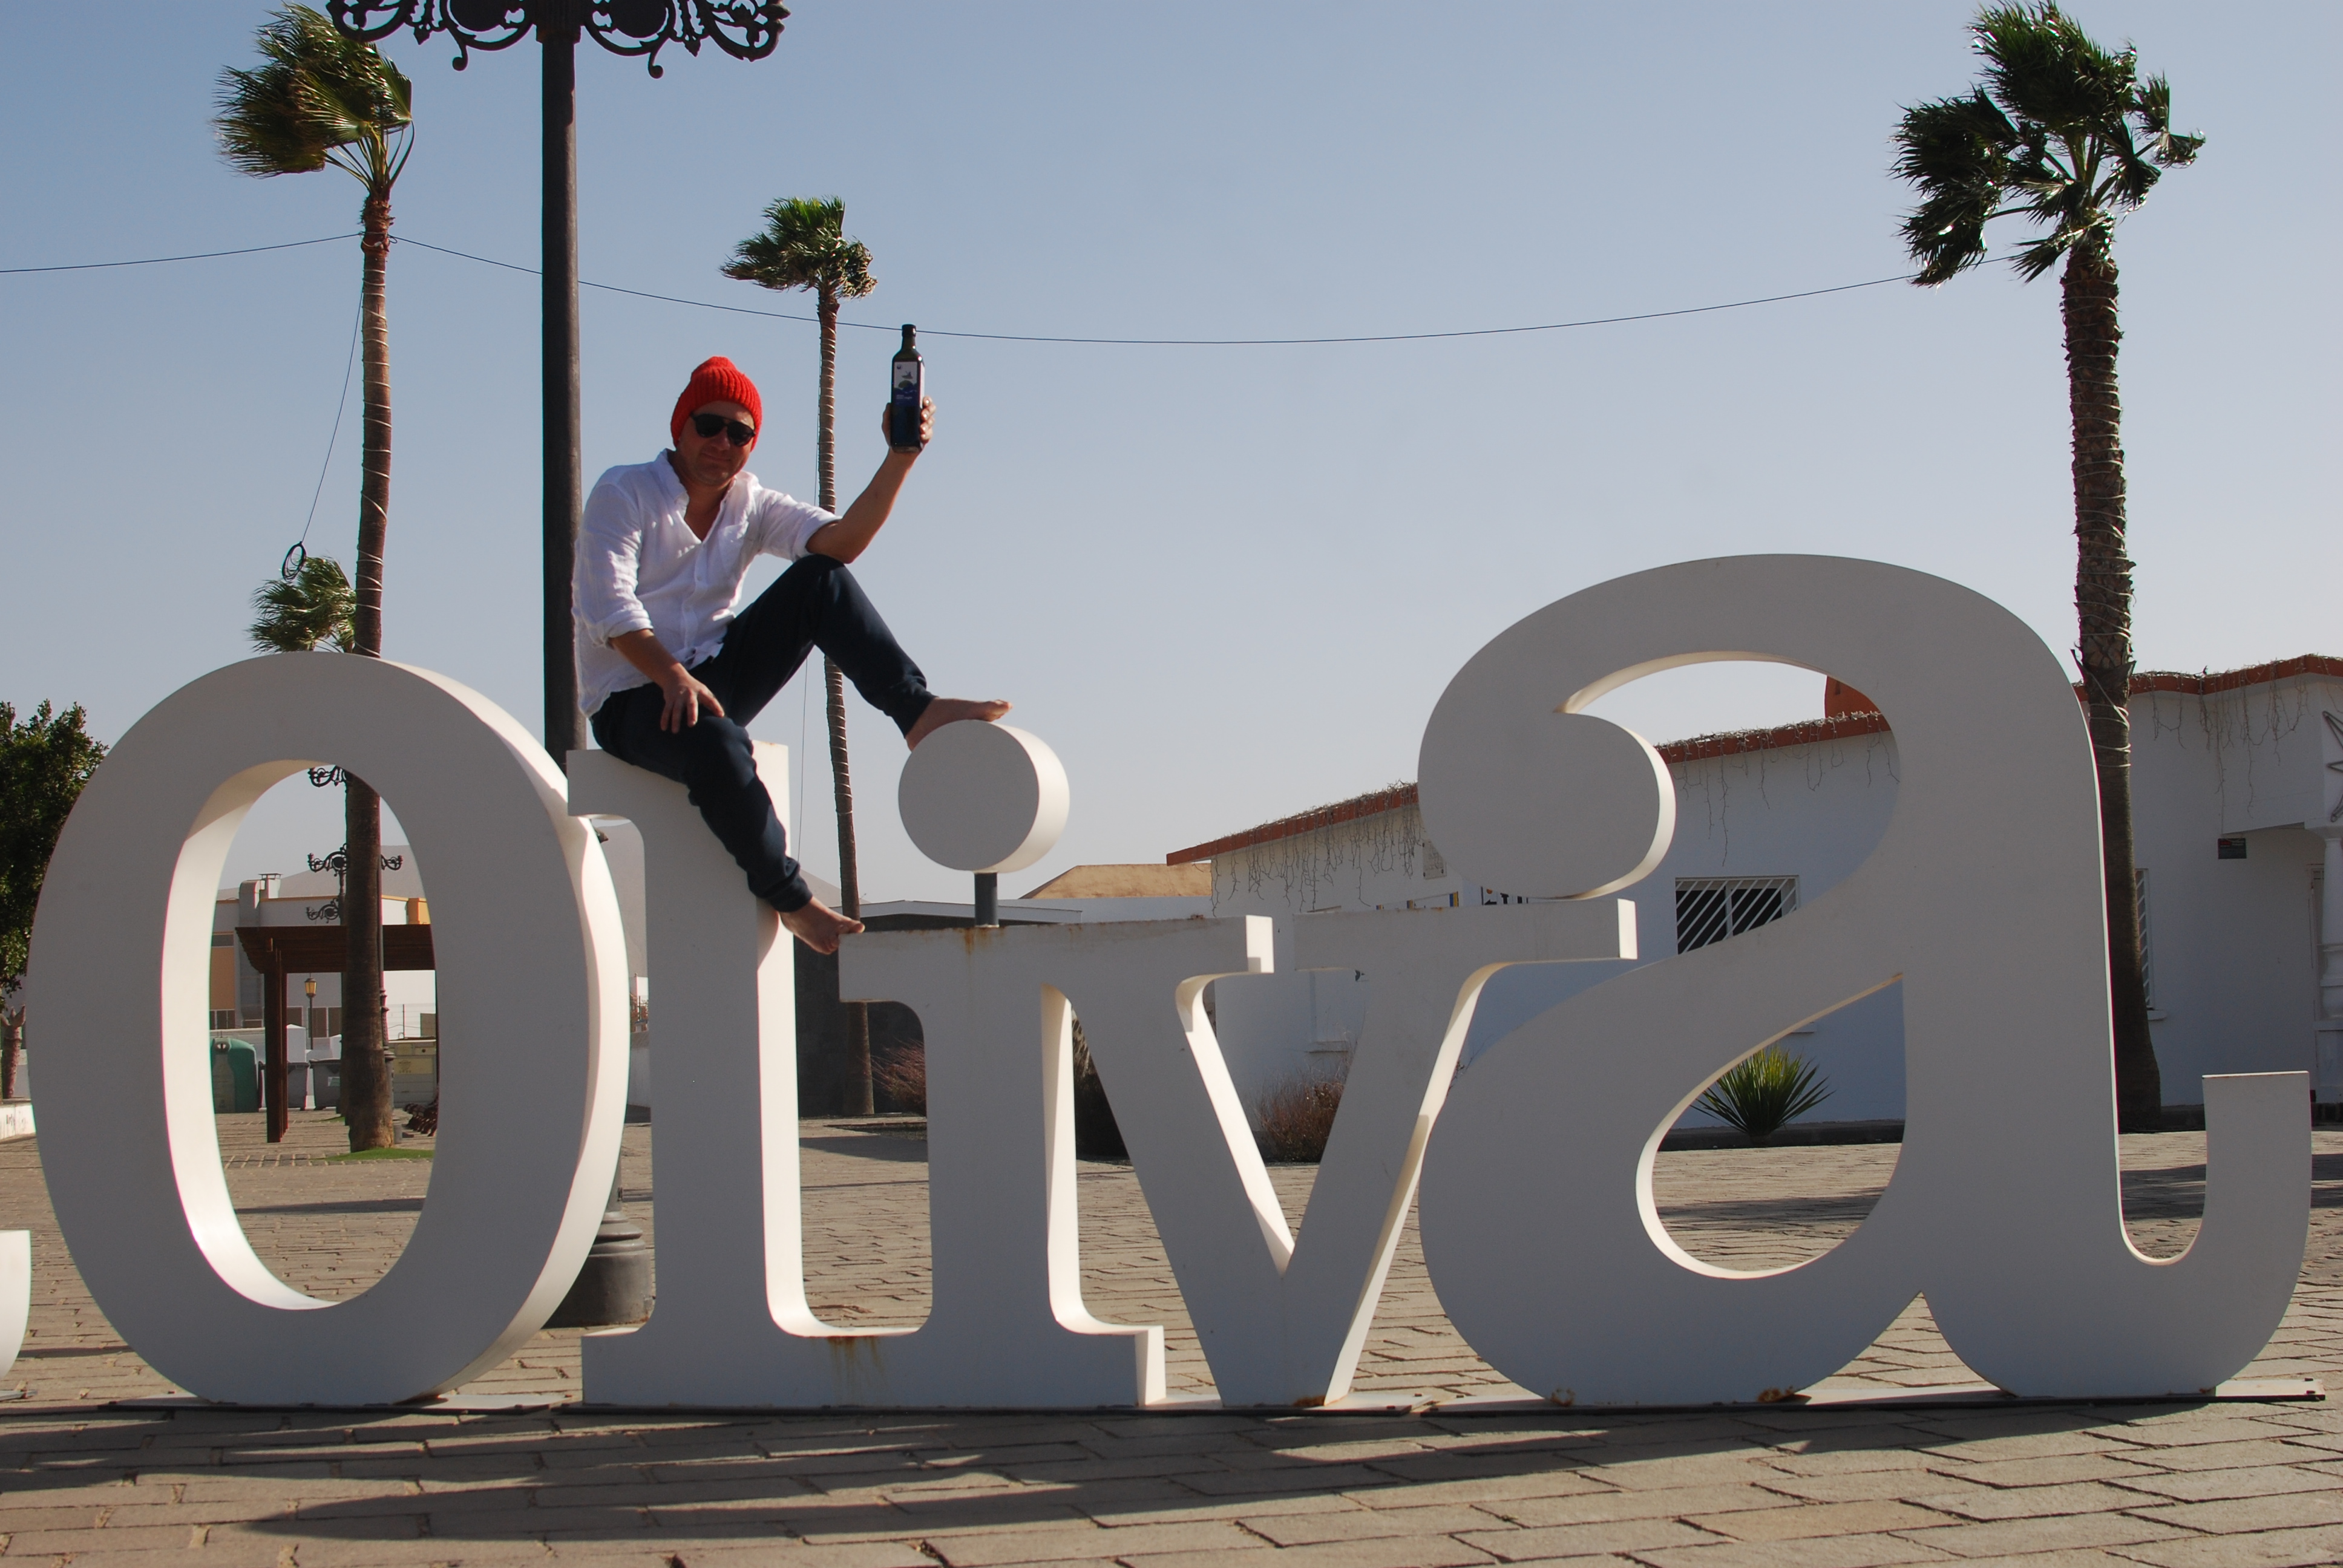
[2,3,2333,902]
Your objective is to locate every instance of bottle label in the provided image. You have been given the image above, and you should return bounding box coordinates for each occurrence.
[892,362,920,399]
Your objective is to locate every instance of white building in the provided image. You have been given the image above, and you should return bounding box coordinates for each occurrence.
[211,845,436,1041]
[1175,656,2343,1128]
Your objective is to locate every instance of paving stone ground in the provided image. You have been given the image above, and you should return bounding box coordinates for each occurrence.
[0,1114,2338,1565]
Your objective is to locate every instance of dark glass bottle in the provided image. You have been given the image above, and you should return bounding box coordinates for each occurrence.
[887,324,925,451]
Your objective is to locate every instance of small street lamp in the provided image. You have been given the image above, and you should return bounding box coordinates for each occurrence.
[304,977,320,1113]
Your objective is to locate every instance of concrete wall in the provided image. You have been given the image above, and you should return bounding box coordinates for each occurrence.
[1199,670,2341,1125]
[2127,676,2342,1098]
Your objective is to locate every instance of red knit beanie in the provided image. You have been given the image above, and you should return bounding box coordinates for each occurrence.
[670,356,763,446]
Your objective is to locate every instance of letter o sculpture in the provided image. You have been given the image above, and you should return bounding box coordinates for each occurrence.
[27,656,629,1405]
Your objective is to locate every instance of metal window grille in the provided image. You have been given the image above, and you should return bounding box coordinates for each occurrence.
[1674,876,1799,953]
[2136,867,2155,1011]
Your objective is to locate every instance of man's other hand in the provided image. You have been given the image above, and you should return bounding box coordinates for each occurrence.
[781,897,864,955]
[658,665,726,732]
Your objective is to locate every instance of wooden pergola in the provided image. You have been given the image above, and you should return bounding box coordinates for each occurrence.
[234,926,437,1142]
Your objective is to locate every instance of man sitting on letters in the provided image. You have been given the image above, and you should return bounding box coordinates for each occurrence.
[574,355,1007,954]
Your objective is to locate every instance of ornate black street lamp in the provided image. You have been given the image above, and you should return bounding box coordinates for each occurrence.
[326,1,788,762]
[329,0,791,1331]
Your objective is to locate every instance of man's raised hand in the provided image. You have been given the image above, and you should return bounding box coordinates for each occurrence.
[880,396,935,452]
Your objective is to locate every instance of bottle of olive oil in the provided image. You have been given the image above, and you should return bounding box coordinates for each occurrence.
[887,324,925,451]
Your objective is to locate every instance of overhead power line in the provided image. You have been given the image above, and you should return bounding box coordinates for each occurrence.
[392,235,1914,345]
[0,233,361,275]
[4,228,1917,344]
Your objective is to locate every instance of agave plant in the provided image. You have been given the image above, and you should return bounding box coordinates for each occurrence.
[1696,1047,1832,1142]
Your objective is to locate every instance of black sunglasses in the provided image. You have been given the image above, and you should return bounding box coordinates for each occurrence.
[689,412,757,447]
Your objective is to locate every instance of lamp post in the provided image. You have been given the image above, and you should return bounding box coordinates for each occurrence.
[326,1,790,760]
[329,2,790,1328]
[304,977,320,1114]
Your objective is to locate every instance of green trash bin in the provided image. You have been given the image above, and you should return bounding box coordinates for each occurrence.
[210,1039,258,1114]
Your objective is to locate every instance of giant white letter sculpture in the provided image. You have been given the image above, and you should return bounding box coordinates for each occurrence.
[583,726,1167,1405]
[1415,555,2309,1404]
[28,656,629,1404]
[860,729,1639,1407]
[21,559,2310,1409]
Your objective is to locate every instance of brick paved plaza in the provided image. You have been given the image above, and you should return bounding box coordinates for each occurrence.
[0,1114,2338,1566]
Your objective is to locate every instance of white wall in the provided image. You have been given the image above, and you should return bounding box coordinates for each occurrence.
[1199,671,2340,1124]
[2128,676,2342,1100]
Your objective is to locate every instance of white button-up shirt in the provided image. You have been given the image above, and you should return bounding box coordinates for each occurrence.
[572,452,834,715]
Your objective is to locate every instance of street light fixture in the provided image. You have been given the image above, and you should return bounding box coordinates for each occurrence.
[326,1,790,1328]
[304,976,320,1113]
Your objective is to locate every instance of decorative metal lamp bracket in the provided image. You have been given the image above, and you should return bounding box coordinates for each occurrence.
[328,1,788,76]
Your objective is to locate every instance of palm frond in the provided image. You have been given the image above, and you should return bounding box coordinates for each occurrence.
[1976,4,2132,136]
[251,556,356,653]
[1892,91,2016,283]
[2134,76,2204,168]
[215,5,411,193]
[721,196,877,299]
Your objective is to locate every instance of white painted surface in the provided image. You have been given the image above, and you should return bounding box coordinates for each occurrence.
[16,558,2313,1411]
[582,746,1162,1407]
[2123,680,2343,1102]
[897,722,1069,874]
[0,1104,31,1142]
[575,745,894,1405]
[0,1232,25,1380]
[26,655,629,1405]
[1081,902,1632,1405]
[842,924,1167,1405]
[1418,705,1674,900]
[1418,556,2309,1404]
[1216,667,2343,1119]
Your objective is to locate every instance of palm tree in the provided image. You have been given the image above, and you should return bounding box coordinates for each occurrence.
[217,4,413,1151]
[1893,2,2201,1131]
[249,555,356,654]
[723,197,880,1115]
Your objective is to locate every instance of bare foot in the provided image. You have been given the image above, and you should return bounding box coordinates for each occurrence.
[906,696,1012,750]
[780,896,864,955]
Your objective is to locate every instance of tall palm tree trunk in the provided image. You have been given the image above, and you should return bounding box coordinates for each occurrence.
[2062,241,2161,1132]
[814,286,874,1116]
[342,190,396,1151]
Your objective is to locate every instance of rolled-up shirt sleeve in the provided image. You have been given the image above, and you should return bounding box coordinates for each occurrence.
[574,479,655,647]
[749,489,836,561]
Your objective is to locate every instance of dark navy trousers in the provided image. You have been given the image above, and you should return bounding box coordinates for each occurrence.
[589,554,932,913]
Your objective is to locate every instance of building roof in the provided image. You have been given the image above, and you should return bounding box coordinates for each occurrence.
[1020,863,1213,899]
[1164,653,2340,866]
[2122,653,2342,697]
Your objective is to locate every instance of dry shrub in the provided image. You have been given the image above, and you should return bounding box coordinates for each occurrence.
[873,1041,926,1116]
[1257,1073,1344,1163]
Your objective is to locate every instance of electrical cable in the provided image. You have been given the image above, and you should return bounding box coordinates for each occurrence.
[797,670,811,877]
[390,234,1915,346]
[0,233,359,275]
[284,299,367,581]
[5,227,1918,346]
